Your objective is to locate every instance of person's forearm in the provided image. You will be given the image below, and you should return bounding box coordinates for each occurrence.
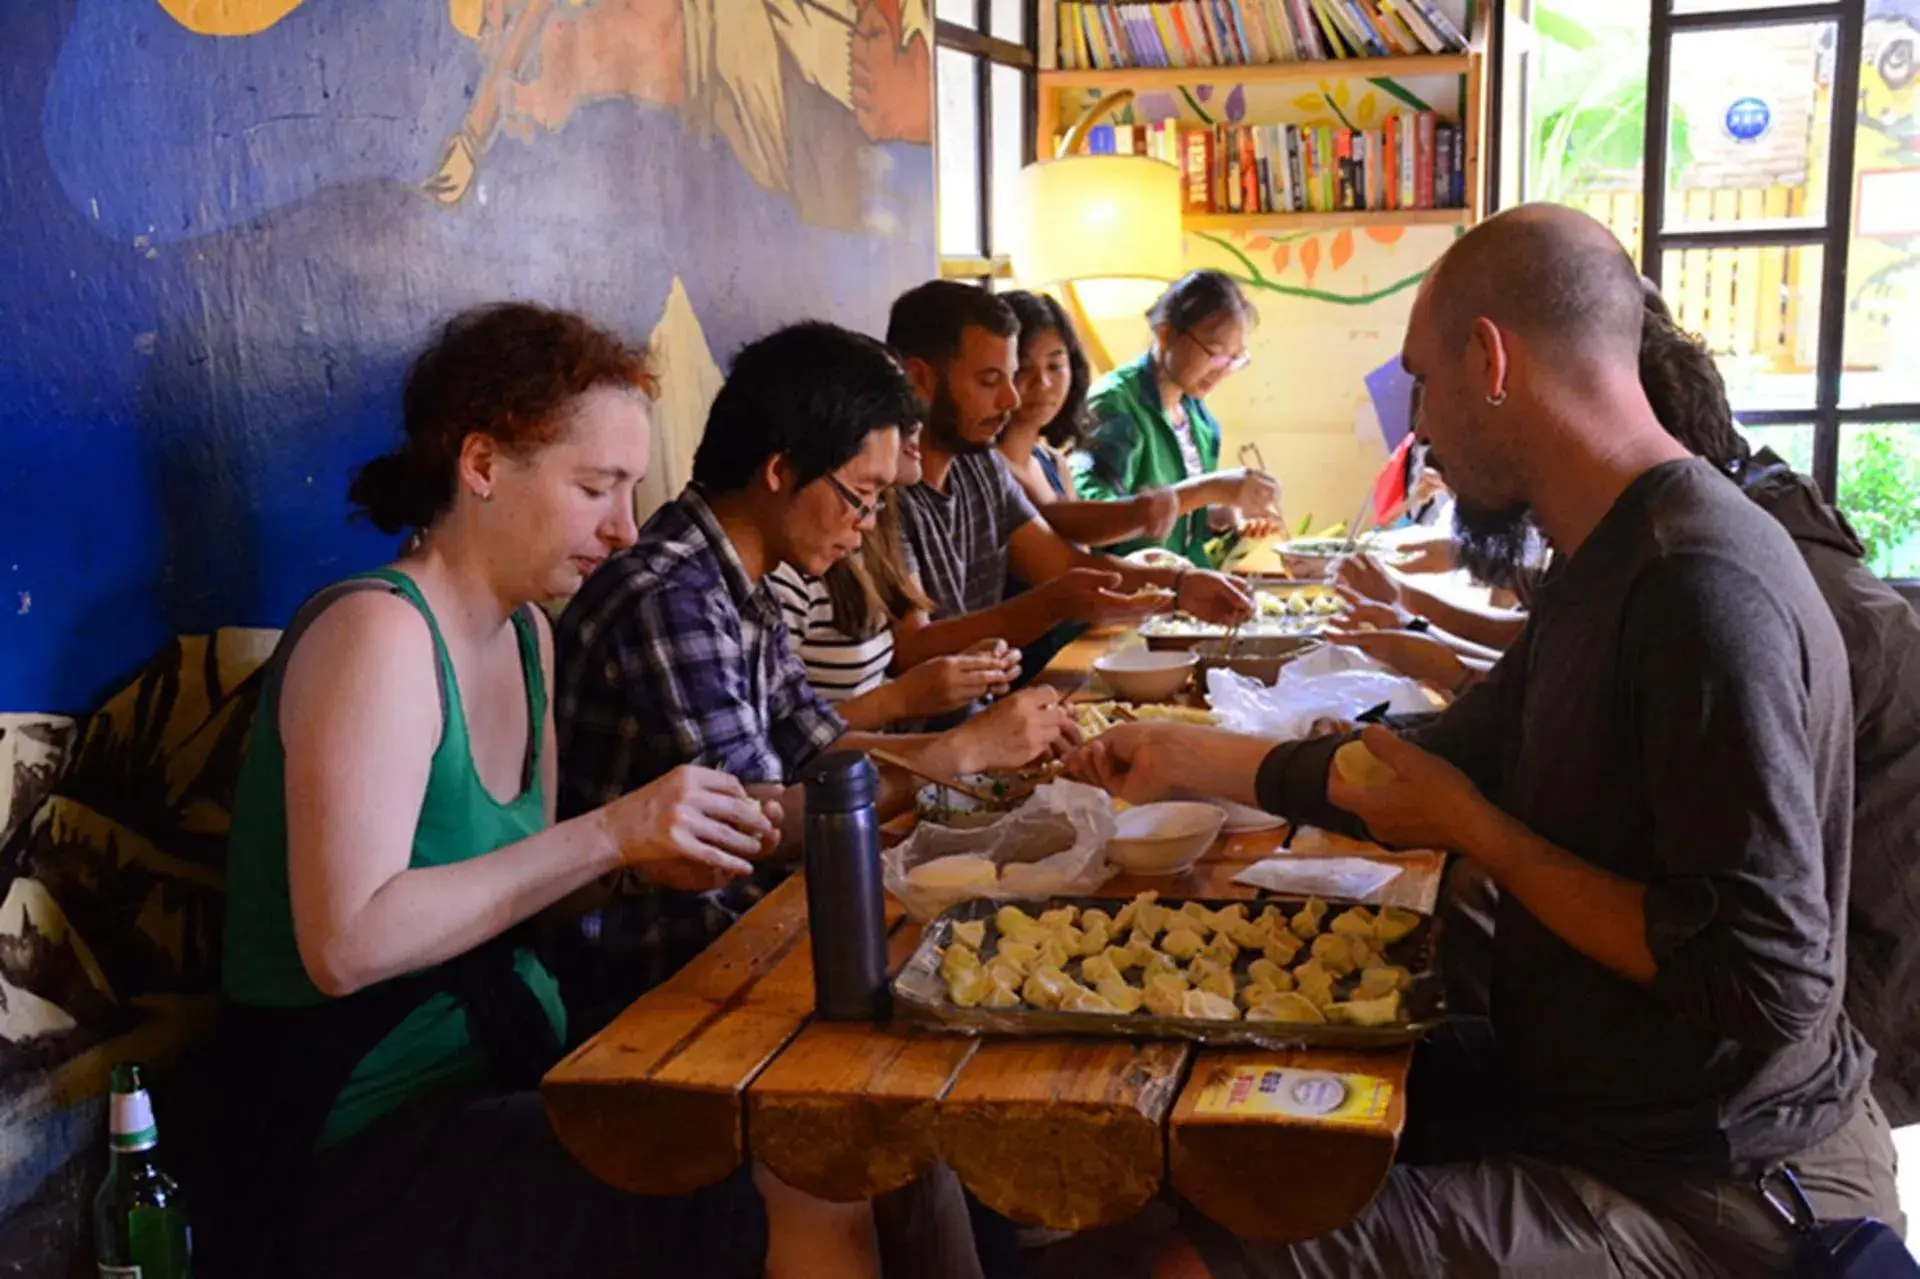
[1457,802,1656,985]
[835,681,909,732]
[1400,583,1526,652]
[1154,727,1272,806]
[893,593,1065,668]
[1037,497,1159,547]
[1171,474,1228,514]
[299,814,623,996]
[1065,545,1174,594]
[1427,627,1504,666]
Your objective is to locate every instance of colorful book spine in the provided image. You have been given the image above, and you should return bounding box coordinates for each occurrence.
[1182,128,1212,212]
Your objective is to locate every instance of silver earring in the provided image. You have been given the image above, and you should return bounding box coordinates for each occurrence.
[1486,389,1508,407]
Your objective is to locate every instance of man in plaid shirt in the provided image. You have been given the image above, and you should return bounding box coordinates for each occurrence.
[555,321,1078,989]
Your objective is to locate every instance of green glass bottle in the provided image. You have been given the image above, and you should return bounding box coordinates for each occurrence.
[92,1062,192,1279]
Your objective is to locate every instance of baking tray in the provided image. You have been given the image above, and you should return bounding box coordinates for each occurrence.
[893,894,1446,1050]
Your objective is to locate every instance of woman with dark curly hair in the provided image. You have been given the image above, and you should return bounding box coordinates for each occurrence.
[214,303,879,1278]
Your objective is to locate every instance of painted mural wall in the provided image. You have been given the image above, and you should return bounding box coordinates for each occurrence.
[1075,72,1465,531]
[0,0,933,1241]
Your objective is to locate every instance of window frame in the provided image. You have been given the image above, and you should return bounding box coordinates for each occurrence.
[934,4,1038,281]
[1642,1,1920,591]
[1491,0,1920,591]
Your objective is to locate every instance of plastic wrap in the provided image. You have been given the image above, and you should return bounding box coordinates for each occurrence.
[883,781,1119,920]
[1205,646,1438,740]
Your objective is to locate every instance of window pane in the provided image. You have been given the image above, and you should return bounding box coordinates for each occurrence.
[938,47,982,257]
[1525,0,1649,259]
[1841,22,1920,408]
[936,0,975,29]
[990,0,1025,43]
[1664,24,1832,235]
[1838,423,1920,577]
[988,64,1027,257]
[1661,243,1823,411]
[1738,423,1815,474]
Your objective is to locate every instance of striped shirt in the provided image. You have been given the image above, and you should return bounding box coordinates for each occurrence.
[767,564,894,703]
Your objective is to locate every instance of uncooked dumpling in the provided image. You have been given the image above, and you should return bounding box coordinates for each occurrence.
[1095,976,1144,1014]
[1330,907,1376,938]
[1021,966,1075,1010]
[1061,987,1119,1015]
[1332,739,1398,787]
[1328,991,1402,1026]
[996,940,1040,973]
[939,945,981,983]
[1196,968,1236,1001]
[996,906,1044,943]
[1180,989,1240,1021]
[1080,953,1121,987]
[1246,958,1294,991]
[1039,906,1078,929]
[1374,907,1421,944]
[951,920,987,951]
[1247,992,1328,1024]
[1291,897,1329,941]
[1160,928,1206,960]
[1075,923,1112,957]
[947,966,991,1007]
[1080,908,1115,934]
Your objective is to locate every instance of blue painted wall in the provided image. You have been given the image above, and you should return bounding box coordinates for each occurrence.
[0,1,935,715]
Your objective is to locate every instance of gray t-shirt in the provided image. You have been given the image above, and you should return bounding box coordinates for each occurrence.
[1258,459,1870,1179]
[897,451,1040,620]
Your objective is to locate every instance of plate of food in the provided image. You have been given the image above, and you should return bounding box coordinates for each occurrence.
[913,763,1063,829]
[893,890,1443,1048]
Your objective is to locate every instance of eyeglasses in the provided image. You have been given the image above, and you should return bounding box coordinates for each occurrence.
[823,471,881,523]
[1182,330,1252,373]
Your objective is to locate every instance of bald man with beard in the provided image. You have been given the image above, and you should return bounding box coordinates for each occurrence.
[1061,206,1904,1277]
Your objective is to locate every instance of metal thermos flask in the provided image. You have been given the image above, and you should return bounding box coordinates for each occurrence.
[801,750,891,1021]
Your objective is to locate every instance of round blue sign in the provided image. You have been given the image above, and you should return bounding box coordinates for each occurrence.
[1725,96,1773,142]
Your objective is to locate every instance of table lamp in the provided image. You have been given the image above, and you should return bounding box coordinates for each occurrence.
[1008,89,1183,373]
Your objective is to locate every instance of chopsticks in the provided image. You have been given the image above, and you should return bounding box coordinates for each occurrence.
[867,746,1000,806]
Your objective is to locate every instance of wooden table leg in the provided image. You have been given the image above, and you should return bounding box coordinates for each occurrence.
[937,1038,1191,1231]
[748,924,978,1202]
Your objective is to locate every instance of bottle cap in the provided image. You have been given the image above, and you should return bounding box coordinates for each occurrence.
[801,750,878,814]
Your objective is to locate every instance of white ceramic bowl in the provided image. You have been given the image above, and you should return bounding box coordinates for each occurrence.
[1106,801,1226,876]
[1093,649,1198,702]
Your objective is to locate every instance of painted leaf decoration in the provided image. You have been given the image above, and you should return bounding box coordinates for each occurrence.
[1137,91,1180,123]
[1291,91,1323,113]
[1331,81,1350,109]
[1248,236,1273,251]
[1364,227,1405,245]
[1356,93,1378,127]
[1331,229,1354,271]
[1225,84,1247,122]
[1194,84,1215,103]
[1300,237,1321,282]
[1271,244,1291,273]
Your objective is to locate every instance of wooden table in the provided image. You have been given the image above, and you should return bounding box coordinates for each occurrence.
[543,634,1445,1244]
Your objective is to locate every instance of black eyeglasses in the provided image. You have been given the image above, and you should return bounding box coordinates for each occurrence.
[1181,329,1252,373]
[823,472,881,523]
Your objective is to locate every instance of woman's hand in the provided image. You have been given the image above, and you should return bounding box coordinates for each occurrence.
[1213,467,1282,517]
[953,686,1081,772]
[1334,551,1403,606]
[600,766,778,891]
[1129,488,1183,541]
[1333,586,1410,632]
[1390,532,1456,576]
[1176,568,1255,625]
[894,645,1021,716]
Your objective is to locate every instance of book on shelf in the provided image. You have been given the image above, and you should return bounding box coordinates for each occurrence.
[1143,110,1464,216]
[1053,0,1467,69]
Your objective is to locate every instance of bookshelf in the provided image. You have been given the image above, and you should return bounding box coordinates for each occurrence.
[1034,5,1489,232]
[1041,53,1470,90]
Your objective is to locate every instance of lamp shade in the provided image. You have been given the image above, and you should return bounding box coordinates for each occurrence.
[1008,154,1183,288]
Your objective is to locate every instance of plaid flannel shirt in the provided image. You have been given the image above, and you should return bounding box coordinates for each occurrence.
[554,486,845,985]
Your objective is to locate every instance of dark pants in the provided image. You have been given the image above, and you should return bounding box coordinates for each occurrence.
[286,1090,769,1279]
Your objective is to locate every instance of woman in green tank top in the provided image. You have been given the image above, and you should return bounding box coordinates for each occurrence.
[219,304,882,1278]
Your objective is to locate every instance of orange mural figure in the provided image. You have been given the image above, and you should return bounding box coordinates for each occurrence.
[155,0,933,230]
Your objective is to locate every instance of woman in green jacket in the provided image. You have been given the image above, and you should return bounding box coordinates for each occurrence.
[1077,269,1284,565]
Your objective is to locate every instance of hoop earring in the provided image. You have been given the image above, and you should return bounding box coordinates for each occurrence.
[1485,389,1508,407]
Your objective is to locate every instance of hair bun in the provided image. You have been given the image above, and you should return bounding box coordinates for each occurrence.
[348,449,447,536]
